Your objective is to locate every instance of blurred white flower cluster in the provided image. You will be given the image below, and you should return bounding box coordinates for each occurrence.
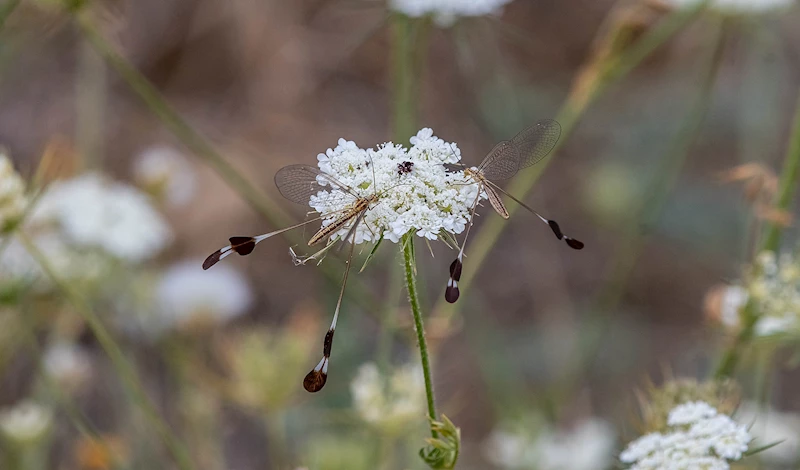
[389,0,514,26]
[31,173,172,263]
[117,258,253,339]
[664,0,794,13]
[43,341,93,391]
[715,251,800,337]
[484,417,616,470]
[0,152,27,232]
[620,401,751,470]
[312,128,482,244]
[156,259,253,329]
[0,401,53,444]
[133,145,196,207]
[350,362,425,433]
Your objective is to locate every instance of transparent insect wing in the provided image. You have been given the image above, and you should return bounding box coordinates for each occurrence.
[476,119,562,181]
[512,119,561,170]
[274,164,357,205]
[476,140,520,181]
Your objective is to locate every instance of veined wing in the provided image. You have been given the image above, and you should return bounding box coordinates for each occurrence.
[512,119,561,170]
[274,164,359,206]
[476,119,562,181]
[476,140,520,181]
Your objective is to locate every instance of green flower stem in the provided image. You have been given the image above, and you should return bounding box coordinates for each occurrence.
[762,92,800,252]
[17,232,194,470]
[76,36,106,169]
[714,302,757,379]
[431,2,707,320]
[402,234,438,437]
[716,86,800,379]
[73,14,382,315]
[18,300,112,458]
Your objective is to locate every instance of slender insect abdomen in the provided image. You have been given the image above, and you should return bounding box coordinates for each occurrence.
[308,199,370,246]
[483,182,509,219]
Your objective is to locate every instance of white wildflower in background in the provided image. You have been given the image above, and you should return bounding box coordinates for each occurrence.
[0,234,108,286]
[31,173,172,263]
[620,401,751,469]
[390,0,514,26]
[484,418,615,470]
[718,285,748,329]
[663,0,795,14]
[350,362,425,433]
[311,128,481,245]
[43,341,92,391]
[156,259,253,330]
[133,145,196,207]
[749,251,800,336]
[736,401,800,466]
[708,251,800,336]
[0,401,53,444]
[0,151,27,232]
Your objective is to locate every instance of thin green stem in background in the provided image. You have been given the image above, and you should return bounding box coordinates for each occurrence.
[75,16,289,228]
[73,13,383,316]
[376,254,404,374]
[761,92,800,252]
[716,88,800,379]
[0,0,20,31]
[595,19,727,313]
[431,2,708,320]
[563,19,727,391]
[17,232,194,470]
[402,233,437,437]
[391,14,419,144]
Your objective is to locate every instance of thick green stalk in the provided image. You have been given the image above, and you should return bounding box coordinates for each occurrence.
[402,234,437,437]
[761,92,800,252]
[18,233,194,470]
[431,2,707,320]
[716,88,800,379]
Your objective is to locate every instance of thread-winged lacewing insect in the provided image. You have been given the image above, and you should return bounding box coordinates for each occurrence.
[203,163,392,392]
[445,119,584,303]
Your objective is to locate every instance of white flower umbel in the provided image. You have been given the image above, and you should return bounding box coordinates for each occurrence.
[133,145,196,207]
[310,128,481,245]
[620,401,751,470]
[0,401,53,444]
[390,0,514,26]
[350,362,425,433]
[484,417,615,470]
[156,259,253,330]
[0,152,27,232]
[31,173,172,263]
